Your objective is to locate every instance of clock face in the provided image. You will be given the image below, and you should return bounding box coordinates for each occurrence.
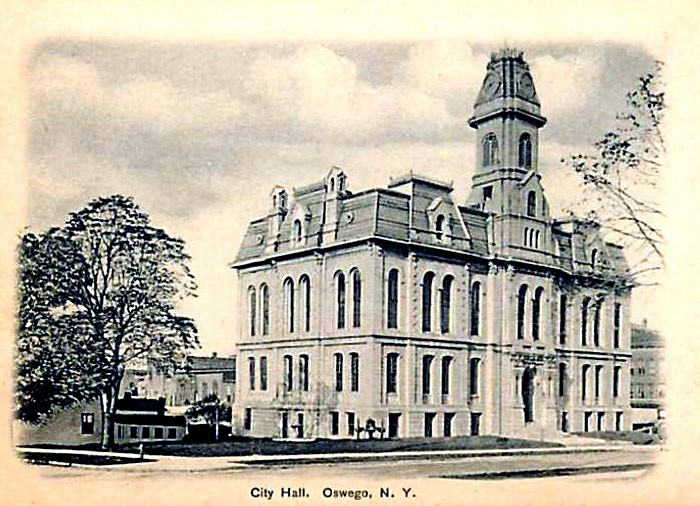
[518,72,535,99]
[482,72,502,98]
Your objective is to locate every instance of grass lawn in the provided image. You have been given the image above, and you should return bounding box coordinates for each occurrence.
[19,451,153,467]
[575,430,660,445]
[119,435,563,458]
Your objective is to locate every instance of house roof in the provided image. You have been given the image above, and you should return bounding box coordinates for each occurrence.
[184,356,236,373]
[631,324,663,348]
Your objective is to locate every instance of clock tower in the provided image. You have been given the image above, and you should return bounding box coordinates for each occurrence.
[467,48,551,259]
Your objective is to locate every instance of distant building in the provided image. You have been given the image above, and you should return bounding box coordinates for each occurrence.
[122,353,237,407]
[16,395,186,446]
[630,321,664,429]
[231,48,633,440]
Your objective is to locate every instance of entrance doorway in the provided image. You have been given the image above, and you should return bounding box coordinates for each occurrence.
[388,412,401,438]
[522,367,536,423]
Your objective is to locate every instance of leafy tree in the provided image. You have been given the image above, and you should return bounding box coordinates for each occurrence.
[16,195,199,448]
[563,63,665,286]
[185,394,231,440]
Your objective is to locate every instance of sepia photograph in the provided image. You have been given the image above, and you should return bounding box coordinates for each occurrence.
[2,2,698,505]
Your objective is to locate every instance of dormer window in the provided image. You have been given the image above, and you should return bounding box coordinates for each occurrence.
[526,191,537,217]
[519,133,532,169]
[482,134,499,167]
[435,214,445,242]
[293,219,303,244]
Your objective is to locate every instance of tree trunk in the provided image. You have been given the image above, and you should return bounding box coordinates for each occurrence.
[100,378,121,450]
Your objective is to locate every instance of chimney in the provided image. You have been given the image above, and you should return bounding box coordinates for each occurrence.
[212,351,218,358]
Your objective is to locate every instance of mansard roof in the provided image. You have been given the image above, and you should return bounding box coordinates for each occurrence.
[233,170,629,281]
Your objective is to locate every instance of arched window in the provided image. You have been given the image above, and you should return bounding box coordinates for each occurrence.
[387,269,399,329]
[591,249,598,267]
[422,272,435,332]
[336,272,346,329]
[558,362,567,397]
[435,214,445,242]
[248,286,257,336]
[581,297,590,346]
[440,275,453,334]
[330,177,335,192]
[469,357,480,396]
[293,219,303,244]
[559,293,567,344]
[386,353,399,394]
[523,227,529,246]
[283,278,295,334]
[522,367,535,423]
[581,364,590,401]
[482,133,499,167]
[593,298,602,346]
[299,275,311,332]
[299,354,309,391]
[260,357,268,391]
[352,270,362,328]
[334,353,343,391]
[613,303,621,349]
[518,133,532,168]
[260,283,270,335]
[441,356,453,398]
[532,287,544,341]
[517,284,528,340]
[526,191,537,217]
[470,281,481,336]
[283,355,293,392]
[535,230,540,249]
[350,352,360,392]
[422,355,434,397]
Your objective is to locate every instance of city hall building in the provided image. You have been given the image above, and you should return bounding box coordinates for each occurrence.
[231,49,632,440]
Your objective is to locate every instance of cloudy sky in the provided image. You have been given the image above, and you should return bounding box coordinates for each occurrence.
[27,40,657,354]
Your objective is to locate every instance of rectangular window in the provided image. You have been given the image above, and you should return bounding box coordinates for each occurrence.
[443,413,454,437]
[350,353,360,392]
[584,412,592,432]
[334,353,343,392]
[386,353,399,394]
[559,294,567,344]
[296,413,304,439]
[470,413,481,436]
[80,413,94,435]
[168,428,177,439]
[597,412,605,431]
[483,185,493,201]
[154,427,164,439]
[142,426,150,439]
[260,356,268,391]
[615,411,623,431]
[130,426,138,438]
[347,412,355,436]
[299,355,309,392]
[613,303,621,348]
[329,411,339,436]
[424,413,435,437]
[244,408,252,431]
[248,357,256,391]
[117,425,125,439]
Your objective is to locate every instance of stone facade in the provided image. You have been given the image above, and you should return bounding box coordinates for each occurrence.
[231,49,633,440]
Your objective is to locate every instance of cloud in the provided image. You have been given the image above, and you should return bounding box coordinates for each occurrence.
[394,40,486,104]
[530,50,604,116]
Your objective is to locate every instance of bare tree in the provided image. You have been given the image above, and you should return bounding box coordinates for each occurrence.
[563,62,665,286]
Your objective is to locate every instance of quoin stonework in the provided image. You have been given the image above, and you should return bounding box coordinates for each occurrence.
[231,48,633,440]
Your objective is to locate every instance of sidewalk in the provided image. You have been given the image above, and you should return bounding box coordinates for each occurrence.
[17,442,653,474]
